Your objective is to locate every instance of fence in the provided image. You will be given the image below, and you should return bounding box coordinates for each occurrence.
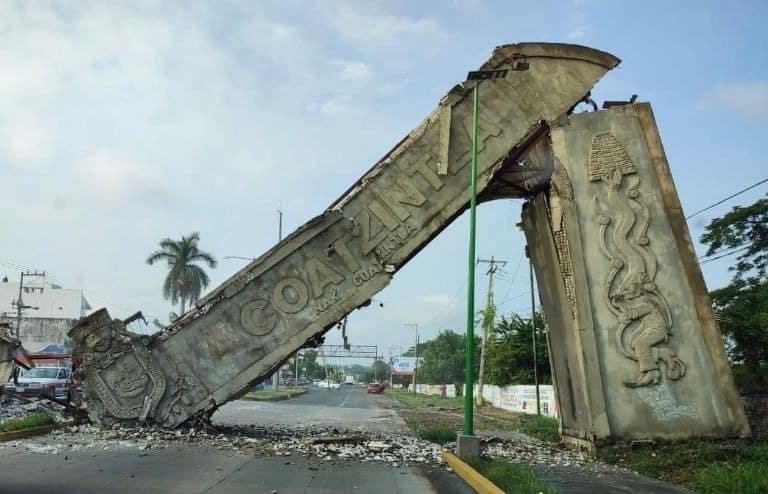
[408,383,558,419]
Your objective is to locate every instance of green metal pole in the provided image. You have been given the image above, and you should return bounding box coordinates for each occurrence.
[464,82,480,436]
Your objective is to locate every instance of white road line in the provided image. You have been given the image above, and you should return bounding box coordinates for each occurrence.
[339,391,351,407]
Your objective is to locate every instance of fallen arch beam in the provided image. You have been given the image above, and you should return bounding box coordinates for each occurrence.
[70,42,748,446]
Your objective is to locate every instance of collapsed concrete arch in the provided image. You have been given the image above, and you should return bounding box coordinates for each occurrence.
[70,43,749,446]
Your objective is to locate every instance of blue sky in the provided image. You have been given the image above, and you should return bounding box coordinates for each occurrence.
[1,1,766,357]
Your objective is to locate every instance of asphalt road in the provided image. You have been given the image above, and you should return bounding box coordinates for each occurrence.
[213,385,405,432]
[0,386,472,494]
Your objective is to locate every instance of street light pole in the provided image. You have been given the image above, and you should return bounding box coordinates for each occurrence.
[459,66,519,454]
[529,250,541,416]
[405,323,418,393]
[273,209,284,391]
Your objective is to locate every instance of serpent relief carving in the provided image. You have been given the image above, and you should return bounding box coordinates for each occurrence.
[588,132,685,388]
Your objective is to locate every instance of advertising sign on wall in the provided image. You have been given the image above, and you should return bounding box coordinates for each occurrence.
[389,356,421,375]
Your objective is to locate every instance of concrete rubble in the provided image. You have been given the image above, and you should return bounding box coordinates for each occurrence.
[0,420,622,476]
[0,394,65,423]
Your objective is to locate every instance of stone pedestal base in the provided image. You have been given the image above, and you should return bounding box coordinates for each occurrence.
[455,434,480,458]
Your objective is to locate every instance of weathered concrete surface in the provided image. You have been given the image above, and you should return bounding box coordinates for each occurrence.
[70,42,620,428]
[0,315,75,353]
[522,103,749,445]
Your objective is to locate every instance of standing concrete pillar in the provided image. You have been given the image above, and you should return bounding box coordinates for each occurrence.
[521,103,750,448]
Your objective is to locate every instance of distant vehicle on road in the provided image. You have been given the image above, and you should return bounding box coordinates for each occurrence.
[8,366,71,398]
[366,383,384,394]
[319,380,341,390]
[312,379,322,387]
[344,375,355,385]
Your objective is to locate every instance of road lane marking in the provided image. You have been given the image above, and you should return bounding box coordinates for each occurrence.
[339,391,351,407]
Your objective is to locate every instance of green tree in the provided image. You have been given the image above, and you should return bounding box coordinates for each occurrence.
[416,330,480,385]
[700,195,768,383]
[711,280,768,380]
[484,311,551,386]
[362,360,390,383]
[146,232,217,315]
[700,195,768,282]
[298,350,324,380]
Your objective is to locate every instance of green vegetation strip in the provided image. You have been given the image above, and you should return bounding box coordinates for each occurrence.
[467,458,557,494]
[415,425,457,444]
[0,412,56,433]
[599,439,768,494]
[388,388,464,409]
[242,387,307,401]
[388,389,560,443]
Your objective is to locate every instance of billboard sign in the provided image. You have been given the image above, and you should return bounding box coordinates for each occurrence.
[389,356,420,376]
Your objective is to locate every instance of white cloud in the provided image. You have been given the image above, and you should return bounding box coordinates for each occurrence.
[333,60,373,82]
[705,81,768,121]
[1,119,51,166]
[77,150,173,205]
[326,7,443,47]
[420,294,457,307]
[307,95,353,116]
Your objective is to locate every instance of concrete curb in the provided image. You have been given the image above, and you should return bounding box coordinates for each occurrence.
[0,422,71,443]
[241,388,308,402]
[442,452,504,494]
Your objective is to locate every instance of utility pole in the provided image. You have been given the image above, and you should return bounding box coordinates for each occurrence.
[13,271,44,338]
[527,246,541,416]
[273,209,284,391]
[476,256,506,406]
[405,323,419,393]
[295,350,300,388]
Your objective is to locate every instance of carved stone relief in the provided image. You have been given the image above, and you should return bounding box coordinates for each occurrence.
[70,309,167,424]
[588,132,685,388]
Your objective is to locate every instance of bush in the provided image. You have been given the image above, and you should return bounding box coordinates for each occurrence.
[414,425,457,444]
[693,462,768,494]
[0,412,56,433]
[517,414,559,443]
[469,458,556,494]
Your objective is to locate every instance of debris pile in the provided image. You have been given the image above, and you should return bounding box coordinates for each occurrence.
[0,395,65,423]
[1,423,448,466]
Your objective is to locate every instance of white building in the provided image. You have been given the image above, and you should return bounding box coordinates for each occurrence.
[0,276,91,353]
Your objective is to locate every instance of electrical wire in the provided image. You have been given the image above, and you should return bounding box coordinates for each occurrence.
[686,178,768,220]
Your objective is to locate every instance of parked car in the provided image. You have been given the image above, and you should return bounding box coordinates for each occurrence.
[366,383,384,394]
[10,366,71,398]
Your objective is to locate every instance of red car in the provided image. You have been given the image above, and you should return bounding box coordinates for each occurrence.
[366,383,384,394]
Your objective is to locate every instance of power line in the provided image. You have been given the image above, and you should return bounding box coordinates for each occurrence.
[498,253,525,307]
[686,178,768,220]
[699,245,751,265]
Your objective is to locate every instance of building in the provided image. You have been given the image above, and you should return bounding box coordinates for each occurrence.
[0,276,91,353]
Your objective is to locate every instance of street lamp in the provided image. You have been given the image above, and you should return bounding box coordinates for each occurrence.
[459,63,526,457]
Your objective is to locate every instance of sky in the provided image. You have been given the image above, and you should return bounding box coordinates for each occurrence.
[1,0,766,362]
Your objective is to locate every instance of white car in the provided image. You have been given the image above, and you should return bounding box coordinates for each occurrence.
[318,380,341,389]
[10,366,70,398]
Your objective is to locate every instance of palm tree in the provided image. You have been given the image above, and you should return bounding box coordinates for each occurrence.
[146,232,217,316]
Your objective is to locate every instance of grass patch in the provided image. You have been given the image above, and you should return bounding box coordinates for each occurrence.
[414,425,457,444]
[388,389,463,409]
[516,414,560,443]
[242,387,306,401]
[693,462,768,494]
[390,388,561,443]
[599,439,768,492]
[0,412,56,433]
[468,458,557,494]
